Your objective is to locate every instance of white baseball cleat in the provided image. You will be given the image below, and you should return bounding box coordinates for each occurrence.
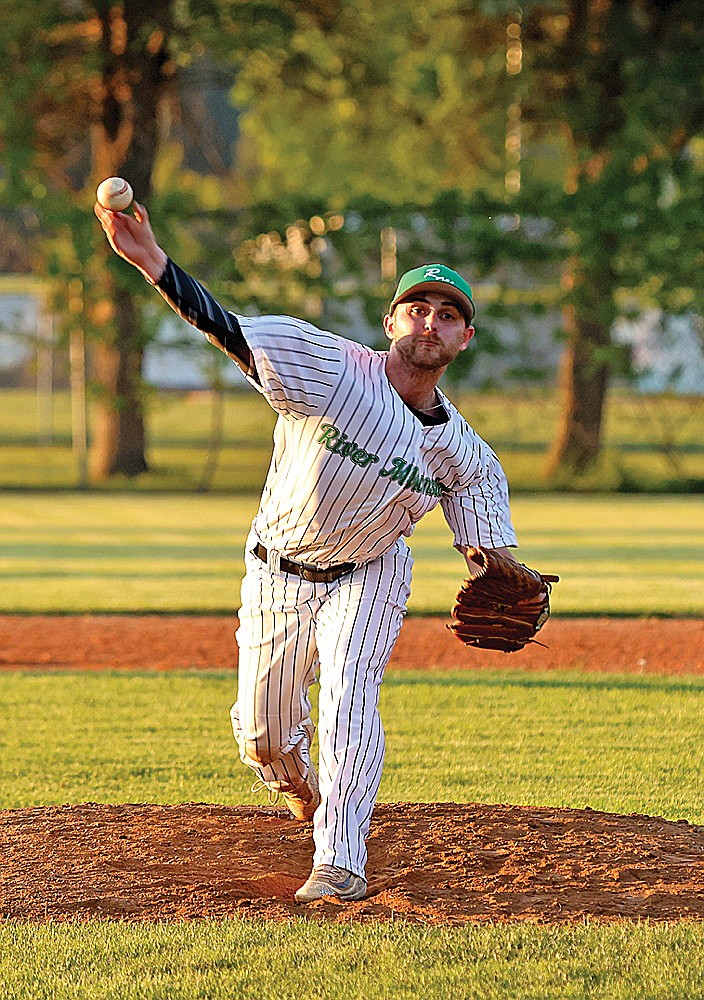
[295,864,367,903]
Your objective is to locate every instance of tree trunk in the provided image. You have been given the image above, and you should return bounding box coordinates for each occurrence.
[538,0,628,484]
[89,286,148,479]
[88,3,171,481]
[197,387,225,492]
[544,303,612,481]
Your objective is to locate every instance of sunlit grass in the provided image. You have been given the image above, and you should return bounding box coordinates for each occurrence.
[3,668,704,996]
[2,669,703,822]
[1,492,701,614]
[3,664,704,996]
[409,495,703,615]
[2,388,703,492]
[2,920,704,999]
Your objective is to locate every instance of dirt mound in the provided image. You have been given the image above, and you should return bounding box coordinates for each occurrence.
[3,801,704,925]
[2,616,703,925]
[1,615,703,674]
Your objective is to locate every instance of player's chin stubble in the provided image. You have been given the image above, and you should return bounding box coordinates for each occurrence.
[395,337,459,371]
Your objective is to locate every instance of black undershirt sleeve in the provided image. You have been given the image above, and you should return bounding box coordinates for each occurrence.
[155,258,259,382]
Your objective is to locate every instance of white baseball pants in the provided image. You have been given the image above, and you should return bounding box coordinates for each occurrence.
[230,533,413,878]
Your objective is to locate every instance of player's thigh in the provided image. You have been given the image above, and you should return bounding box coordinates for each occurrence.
[236,558,320,729]
[316,541,413,702]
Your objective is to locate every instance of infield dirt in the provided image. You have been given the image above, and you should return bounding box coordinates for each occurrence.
[1,614,703,925]
[1,614,703,674]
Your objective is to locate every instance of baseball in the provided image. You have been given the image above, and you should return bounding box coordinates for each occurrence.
[96,176,133,212]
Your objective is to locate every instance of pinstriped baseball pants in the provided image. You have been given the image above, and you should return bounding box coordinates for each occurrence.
[230,534,413,878]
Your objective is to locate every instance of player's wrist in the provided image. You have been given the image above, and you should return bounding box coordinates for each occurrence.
[139,248,168,286]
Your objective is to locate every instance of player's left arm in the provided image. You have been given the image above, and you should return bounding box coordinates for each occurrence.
[457,543,518,577]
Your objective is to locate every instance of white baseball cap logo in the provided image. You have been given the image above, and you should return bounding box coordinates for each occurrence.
[424,266,456,285]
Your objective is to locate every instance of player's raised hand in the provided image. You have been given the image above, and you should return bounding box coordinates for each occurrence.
[94,200,168,285]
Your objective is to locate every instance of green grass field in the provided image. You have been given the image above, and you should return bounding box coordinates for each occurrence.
[1,491,702,614]
[2,387,703,492]
[1,426,703,996]
[2,668,704,997]
[3,920,704,999]
[3,669,704,819]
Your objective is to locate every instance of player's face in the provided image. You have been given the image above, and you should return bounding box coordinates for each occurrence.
[384,293,474,370]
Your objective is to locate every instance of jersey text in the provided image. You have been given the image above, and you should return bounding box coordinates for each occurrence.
[379,457,444,497]
[318,424,380,468]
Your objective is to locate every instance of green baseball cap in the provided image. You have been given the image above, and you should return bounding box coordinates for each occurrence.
[389,264,475,322]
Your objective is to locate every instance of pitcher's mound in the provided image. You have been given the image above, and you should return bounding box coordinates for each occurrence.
[2,801,704,924]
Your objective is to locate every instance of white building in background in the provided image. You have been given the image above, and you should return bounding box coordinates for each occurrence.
[142,315,245,390]
[0,291,40,382]
[2,286,704,394]
[614,311,704,394]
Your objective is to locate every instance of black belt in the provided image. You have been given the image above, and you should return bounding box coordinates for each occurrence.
[253,543,355,584]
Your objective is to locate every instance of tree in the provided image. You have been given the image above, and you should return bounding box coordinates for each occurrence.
[233,2,510,205]
[230,0,704,485]
[517,0,704,480]
[0,3,171,476]
[0,0,294,480]
[4,0,703,489]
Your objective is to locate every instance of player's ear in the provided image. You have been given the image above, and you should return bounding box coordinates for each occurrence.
[459,325,475,350]
[383,312,395,341]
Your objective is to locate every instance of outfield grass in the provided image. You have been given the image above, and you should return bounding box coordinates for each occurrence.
[0,491,701,615]
[2,384,702,998]
[2,920,704,999]
[2,387,703,492]
[2,669,703,822]
[2,667,704,997]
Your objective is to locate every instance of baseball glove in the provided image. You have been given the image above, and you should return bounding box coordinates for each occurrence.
[448,547,559,653]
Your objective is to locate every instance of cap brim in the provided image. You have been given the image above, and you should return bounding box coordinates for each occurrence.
[391,282,475,322]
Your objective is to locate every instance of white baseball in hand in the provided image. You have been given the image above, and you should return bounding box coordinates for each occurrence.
[96,177,134,212]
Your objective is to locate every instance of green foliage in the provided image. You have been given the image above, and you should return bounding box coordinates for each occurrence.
[2,0,704,484]
[224,0,704,328]
[228,0,704,481]
[234,1,509,205]
[524,0,704,332]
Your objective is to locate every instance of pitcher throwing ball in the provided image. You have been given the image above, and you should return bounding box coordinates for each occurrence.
[95,194,553,904]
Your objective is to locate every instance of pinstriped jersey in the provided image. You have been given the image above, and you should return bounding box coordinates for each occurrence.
[156,261,517,566]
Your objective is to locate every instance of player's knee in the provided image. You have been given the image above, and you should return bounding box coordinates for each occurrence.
[231,707,283,767]
[242,739,281,768]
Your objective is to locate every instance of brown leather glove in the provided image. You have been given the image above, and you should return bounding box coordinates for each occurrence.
[448,547,559,653]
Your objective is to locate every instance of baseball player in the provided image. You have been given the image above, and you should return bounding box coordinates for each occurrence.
[95,200,519,904]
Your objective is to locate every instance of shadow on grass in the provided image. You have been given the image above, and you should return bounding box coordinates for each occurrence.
[383,671,704,695]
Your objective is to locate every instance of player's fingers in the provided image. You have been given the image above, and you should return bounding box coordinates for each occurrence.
[94,202,125,233]
[94,203,117,243]
[94,202,111,225]
[95,200,132,222]
[93,203,132,258]
[133,202,149,224]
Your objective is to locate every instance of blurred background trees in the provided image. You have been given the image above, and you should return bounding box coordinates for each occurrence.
[234,0,704,484]
[524,0,704,480]
[0,0,703,487]
[0,0,294,480]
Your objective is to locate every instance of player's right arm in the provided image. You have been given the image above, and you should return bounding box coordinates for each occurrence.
[94,200,256,379]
